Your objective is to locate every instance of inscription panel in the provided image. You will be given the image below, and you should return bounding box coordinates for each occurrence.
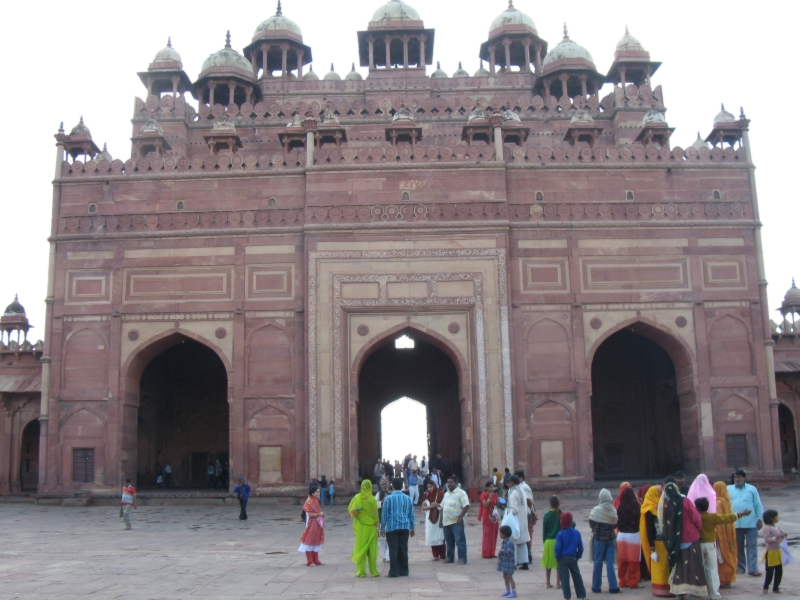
[581,257,690,292]
[123,267,234,303]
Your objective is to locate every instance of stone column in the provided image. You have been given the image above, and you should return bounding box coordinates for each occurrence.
[580,74,588,98]
[491,113,504,162]
[145,78,153,97]
[262,46,269,78]
[228,81,236,105]
[619,67,627,92]
[304,118,317,167]
[534,44,542,75]
[209,82,216,106]
[251,53,258,76]
[281,45,288,77]
[403,35,409,68]
[297,50,304,78]
[523,41,531,72]
[385,37,391,68]
[171,76,179,98]
[489,46,496,75]
[368,36,375,70]
[560,74,569,99]
[419,35,426,69]
[503,38,512,72]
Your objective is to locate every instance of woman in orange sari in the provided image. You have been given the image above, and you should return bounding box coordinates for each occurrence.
[478,480,500,558]
[714,481,738,587]
[299,484,325,566]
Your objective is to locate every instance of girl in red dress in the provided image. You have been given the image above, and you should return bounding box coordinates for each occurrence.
[479,480,501,558]
[299,485,325,566]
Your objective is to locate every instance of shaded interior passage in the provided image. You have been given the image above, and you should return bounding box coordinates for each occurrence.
[137,339,228,488]
[20,419,39,491]
[779,403,798,474]
[358,334,461,481]
[591,329,683,479]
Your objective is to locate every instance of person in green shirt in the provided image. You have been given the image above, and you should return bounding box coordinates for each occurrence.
[694,496,750,599]
[541,495,563,589]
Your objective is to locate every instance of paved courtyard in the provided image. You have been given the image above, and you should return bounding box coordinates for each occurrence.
[1,487,799,600]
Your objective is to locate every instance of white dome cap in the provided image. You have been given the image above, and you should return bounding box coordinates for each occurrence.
[431,61,449,79]
[543,24,594,67]
[324,63,341,80]
[303,65,319,80]
[372,0,421,23]
[452,61,470,78]
[490,0,536,33]
[153,38,181,64]
[345,63,363,80]
[714,103,736,124]
[255,1,302,38]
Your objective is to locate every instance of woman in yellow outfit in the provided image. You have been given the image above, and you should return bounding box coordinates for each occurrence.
[639,485,673,597]
[348,479,381,578]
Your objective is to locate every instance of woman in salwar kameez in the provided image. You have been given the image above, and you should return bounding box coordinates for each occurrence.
[348,479,380,577]
[616,486,642,588]
[639,485,672,597]
[421,480,446,560]
[713,481,738,587]
[659,482,706,597]
[299,485,325,566]
[478,481,500,558]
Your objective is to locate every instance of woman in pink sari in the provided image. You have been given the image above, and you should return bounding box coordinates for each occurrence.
[478,480,500,558]
[686,474,716,513]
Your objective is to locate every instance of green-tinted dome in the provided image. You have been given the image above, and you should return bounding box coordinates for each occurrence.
[452,61,470,78]
[345,63,363,80]
[324,64,341,80]
[474,63,490,77]
[303,65,320,80]
[255,2,302,37]
[714,104,736,124]
[70,117,91,137]
[372,0,421,23]
[616,28,645,53]
[543,27,594,66]
[95,143,113,163]
[490,1,536,33]
[153,38,182,64]
[431,61,449,79]
[200,32,254,77]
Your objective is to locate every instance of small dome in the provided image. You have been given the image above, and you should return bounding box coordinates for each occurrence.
[70,117,91,137]
[153,38,181,64]
[140,118,164,134]
[431,61,449,79]
[4,295,25,316]
[303,65,319,80]
[200,32,254,77]
[212,114,236,131]
[345,63,363,81]
[255,1,302,38]
[691,132,709,151]
[571,109,594,124]
[320,107,339,124]
[615,27,645,52]
[287,114,304,127]
[452,61,470,78]
[642,109,666,125]
[544,25,594,66]
[468,106,489,121]
[503,109,521,122]
[324,64,341,80]
[714,103,736,125]
[95,143,113,162]
[474,62,490,77]
[393,105,414,122]
[371,0,421,23]
[784,279,800,307]
[490,0,536,33]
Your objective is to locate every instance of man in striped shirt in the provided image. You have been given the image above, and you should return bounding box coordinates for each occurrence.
[120,479,137,530]
[380,478,416,577]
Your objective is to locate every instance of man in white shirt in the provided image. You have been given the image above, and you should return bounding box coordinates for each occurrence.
[438,475,470,564]
[408,455,419,474]
[516,470,535,568]
[419,456,428,476]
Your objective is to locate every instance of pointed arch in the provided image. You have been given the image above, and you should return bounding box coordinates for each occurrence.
[246,323,293,391]
[525,317,572,381]
[62,327,108,391]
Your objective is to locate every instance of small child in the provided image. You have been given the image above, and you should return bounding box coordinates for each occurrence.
[328,479,335,505]
[762,509,788,594]
[542,495,563,589]
[555,512,586,600]
[497,525,517,598]
[694,497,750,599]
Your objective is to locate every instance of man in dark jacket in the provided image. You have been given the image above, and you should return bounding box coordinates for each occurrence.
[233,477,251,521]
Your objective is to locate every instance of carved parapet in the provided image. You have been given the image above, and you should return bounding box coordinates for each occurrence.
[509,201,753,223]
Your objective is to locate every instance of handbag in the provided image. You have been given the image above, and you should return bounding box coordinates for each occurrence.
[501,510,520,540]
[781,538,793,566]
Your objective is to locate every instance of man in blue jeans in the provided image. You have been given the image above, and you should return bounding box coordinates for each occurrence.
[380,478,416,577]
[439,475,470,564]
[589,488,620,594]
[728,468,764,576]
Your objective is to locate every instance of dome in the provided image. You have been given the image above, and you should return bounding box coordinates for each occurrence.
[140,118,164,135]
[371,0,421,23]
[642,109,666,125]
[691,132,709,151]
[153,38,181,64]
[503,109,521,122]
[784,279,800,307]
[431,61,449,79]
[303,65,320,80]
[70,117,91,137]
[212,114,236,131]
[571,109,594,124]
[615,27,645,52]
[254,1,302,38]
[200,32,254,77]
[324,64,341,80]
[490,0,536,33]
[543,26,594,67]
[393,104,414,122]
[452,61,470,78]
[345,63,363,81]
[4,295,24,316]
[714,103,736,125]
[468,106,489,121]
[95,143,112,162]
[474,62,490,77]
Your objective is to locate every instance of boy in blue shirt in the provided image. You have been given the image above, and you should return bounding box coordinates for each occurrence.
[555,512,586,600]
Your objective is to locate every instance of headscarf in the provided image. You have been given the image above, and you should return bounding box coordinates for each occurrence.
[421,480,444,524]
[714,481,737,562]
[614,482,633,509]
[616,486,641,531]
[589,488,618,525]
[658,482,683,569]
[637,484,651,504]
[639,485,663,574]
[560,511,573,528]
[348,479,379,531]
[687,473,716,513]
[478,487,498,522]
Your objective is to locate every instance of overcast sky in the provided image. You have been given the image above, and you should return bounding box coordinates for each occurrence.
[0,0,796,334]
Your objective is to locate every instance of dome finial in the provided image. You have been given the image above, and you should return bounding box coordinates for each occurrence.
[458,61,462,68]
[437,61,441,68]
[79,115,84,125]
[720,103,725,112]
[351,62,356,71]
[225,30,231,49]
[625,25,629,35]
[167,36,172,47]
[740,106,746,119]
[276,0,282,15]
[331,63,335,71]
[58,122,64,133]
[563,22,569,40]
[508,0,514,8]
[103,143,107,151]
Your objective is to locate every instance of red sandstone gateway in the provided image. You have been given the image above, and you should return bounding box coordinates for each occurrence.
[1,0,799,498]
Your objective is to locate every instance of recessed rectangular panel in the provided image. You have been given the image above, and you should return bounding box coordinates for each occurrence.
[436,280,475,298]
[387,281,429,299]
[340,282,380,299]
[123,267,233,302]
[259,446,282,484]
[702,255,748,290]
[246,264,295,300]
[581,257,690,292]
[540,440,564,477]
[520,259,569,293]
[65,270,112,305]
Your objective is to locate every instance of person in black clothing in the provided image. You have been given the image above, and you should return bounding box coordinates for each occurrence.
[432,453,446,474]
[674,471,690,496]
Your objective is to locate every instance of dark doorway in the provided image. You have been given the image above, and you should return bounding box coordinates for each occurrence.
[779,404,798,474]
[357,333,462,482]
[137,339,229,489]
[591,329,683,479]
[19,419,39,491]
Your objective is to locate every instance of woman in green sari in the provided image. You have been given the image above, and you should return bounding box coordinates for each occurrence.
[348,479,381,578]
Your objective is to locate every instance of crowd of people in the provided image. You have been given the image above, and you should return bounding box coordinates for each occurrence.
[121,462,789,598]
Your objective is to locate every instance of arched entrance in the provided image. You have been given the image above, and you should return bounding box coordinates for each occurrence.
[19,419,39,491]
[357,330,463,482]
[136,338,229,489]
[779,404,798,473]
[590,327,686,479]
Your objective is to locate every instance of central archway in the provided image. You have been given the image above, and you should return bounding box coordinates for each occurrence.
[356,330,463,482]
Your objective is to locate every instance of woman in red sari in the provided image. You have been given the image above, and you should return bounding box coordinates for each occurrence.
[478,480,500,558]
[299,484,325,566]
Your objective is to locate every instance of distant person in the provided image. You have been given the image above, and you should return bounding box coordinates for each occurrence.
[421,479,446,560]
[207,463,215,489]
[233,477,250,521]
[675,471,690,495]
[154,462,162,487]
[120,478,137,530]
[516,471,535,567]
[713,481,739,587]
[728,469,764,576]
[407,470,419,504]
[506,475,529,568]
[215,459,223,488]
[394,461,403,478]
[497,525,517,598]
[588,488,620,594]
[299,485,325,566]
[493,467,502,488]
[155,473,164,489]
[615,486,641,589]
[319,475,329,506]
[432,453,446,473]
[502,467,511,493]
[479,480,500,558]
[419,455,428,476]
[375,478,392,563]
[541,495,562,589]
[380,478,415,577]
[163,463,172,489]
[555,512,586,600]
[328,479,335,505]
[408,455,419,476]
[374,460,384,484]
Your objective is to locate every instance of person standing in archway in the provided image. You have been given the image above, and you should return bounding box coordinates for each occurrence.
[163,463,172,489]
[374,459,384,484]
[348,479,380,578]
[422,480,446,560]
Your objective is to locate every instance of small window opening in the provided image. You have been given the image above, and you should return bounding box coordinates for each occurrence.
[535,191,544,202]
[88,204,97,214]
[626,190,635,201]
[395,335,415,349]
[176,201,184,210]
[713,190,721,200]
[401,191,411,202]
[268,197,277,208]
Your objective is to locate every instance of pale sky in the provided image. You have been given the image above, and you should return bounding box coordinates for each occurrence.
[1,0,796,334]
[381,397,428,465]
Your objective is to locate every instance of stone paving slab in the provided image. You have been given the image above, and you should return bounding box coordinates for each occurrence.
[2,488,800,599]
